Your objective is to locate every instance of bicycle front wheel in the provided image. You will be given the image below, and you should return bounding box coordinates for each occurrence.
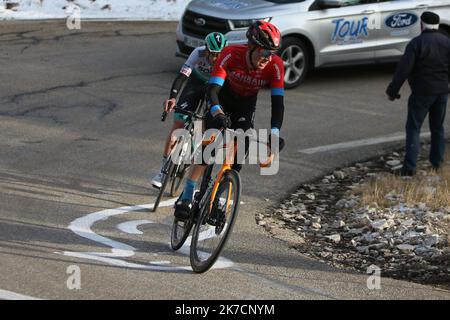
[152,160,174,212]
[170,215,194,251]
[190,169,241,273]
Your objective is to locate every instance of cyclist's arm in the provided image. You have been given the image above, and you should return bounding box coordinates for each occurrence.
[207,83,224,115]
[270,95,284,134]
[169,47,204,99]
[169,72,189,99]
[206,48,232,116]
[270,58,285,134]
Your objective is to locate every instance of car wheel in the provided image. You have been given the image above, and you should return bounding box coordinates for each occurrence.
[279,37,310,89]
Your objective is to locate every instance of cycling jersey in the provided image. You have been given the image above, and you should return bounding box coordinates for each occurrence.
[180,46,213,84]
[209,45,285,97]
[169,46,213,121]
[207,44,285,131]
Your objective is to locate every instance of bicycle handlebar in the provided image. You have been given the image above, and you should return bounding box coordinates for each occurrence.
[161,106,206,122]
[222,128,280,168]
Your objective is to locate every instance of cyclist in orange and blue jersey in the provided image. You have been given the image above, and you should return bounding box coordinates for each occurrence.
[174,21,286,219]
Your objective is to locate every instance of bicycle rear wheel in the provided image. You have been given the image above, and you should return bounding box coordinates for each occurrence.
[190,169,241,273]
[152,160,174,212]
[170,164,189,197]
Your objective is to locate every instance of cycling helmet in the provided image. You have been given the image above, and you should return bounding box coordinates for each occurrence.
[246,20,281,50]
[205,32,228,52]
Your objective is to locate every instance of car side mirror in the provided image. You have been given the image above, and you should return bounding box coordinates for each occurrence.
[318,0,344,9]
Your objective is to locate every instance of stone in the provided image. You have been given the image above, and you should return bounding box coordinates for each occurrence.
[369,242,388,250]
[397,244,416,253]
[345,199,358,209]
[401,219,415,227]
[282,213,295,220]
[424,234,439,247]
[315,207,326,214]
[414,246,434,257]
[355,214,372,227]
[371,219,392,231]
[386,160,401,167]
[306,193,315,200]
[311,216,321,224]
[325,234,341,243]
[346,228,366,236]
[311,223,322,230]
[332,220,346,229]
[418,203,427,211]
[356,246,369,254]
[333,171,346,180]
[362,233,377,243]
[404,231,421,239]
[335,199,347,209]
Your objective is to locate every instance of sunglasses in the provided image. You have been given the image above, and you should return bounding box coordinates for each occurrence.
[257,47,276,59]
[208,51,221,58]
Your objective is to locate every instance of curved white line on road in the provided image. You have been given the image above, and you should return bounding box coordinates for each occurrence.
[0,289,41,300]
[60,197,234,271]
[117,220,154,235]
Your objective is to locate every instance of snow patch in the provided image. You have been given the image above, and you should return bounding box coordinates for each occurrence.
[0,0,192,21]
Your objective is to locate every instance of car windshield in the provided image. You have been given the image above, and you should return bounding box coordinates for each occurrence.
[265,0,306,3]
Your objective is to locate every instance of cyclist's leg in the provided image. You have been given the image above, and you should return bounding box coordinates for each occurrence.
[153,80,204,188]
[174,110,216,219]
[226,95,257,172]
[165,78,204,157]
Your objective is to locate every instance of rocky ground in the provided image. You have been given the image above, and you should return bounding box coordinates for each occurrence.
[259,140,450,290]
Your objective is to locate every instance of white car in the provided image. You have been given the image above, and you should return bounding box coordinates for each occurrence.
[176,0,450,88]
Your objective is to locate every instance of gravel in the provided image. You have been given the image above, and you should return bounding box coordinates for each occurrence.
[258,142,450,289]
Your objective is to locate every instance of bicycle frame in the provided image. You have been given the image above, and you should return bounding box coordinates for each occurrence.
[204,128,275,212]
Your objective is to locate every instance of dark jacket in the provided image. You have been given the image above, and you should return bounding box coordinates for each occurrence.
[386,29,450,97]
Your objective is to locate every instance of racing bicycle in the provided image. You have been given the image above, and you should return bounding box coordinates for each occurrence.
[152,102,206,212]
[170,127,276,273]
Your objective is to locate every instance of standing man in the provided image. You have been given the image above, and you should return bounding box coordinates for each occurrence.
[386,11,450,176]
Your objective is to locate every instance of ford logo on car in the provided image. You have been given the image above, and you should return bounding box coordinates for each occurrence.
[194,18,206,26]
[385,13,418,29]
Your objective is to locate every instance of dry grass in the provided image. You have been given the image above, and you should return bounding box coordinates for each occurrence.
[358,152,450,210]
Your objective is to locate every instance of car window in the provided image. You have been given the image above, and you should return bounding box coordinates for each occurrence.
[310,0,378,11]
[344,0,378,5]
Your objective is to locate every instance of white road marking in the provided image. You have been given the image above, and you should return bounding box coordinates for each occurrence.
[299,132,431,154]
[60,197,234,271]
[0,289,41,300]
[117,220,154,235]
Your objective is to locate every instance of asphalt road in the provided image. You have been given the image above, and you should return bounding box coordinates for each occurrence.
[0,20,449,300]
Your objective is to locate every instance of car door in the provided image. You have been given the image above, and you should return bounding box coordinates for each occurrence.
[312,0,381,66]
[375,0,430,60]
